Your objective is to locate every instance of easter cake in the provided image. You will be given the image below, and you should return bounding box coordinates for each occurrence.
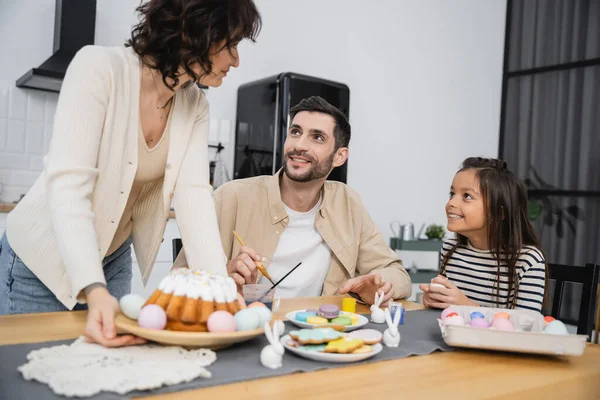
[143,268,241,332]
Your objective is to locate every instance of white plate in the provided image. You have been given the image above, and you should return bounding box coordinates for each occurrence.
[285,309,369,332]
[281,335,382,363]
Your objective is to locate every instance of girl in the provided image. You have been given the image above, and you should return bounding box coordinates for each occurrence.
[420,157,547,312]
[0,0,261,348]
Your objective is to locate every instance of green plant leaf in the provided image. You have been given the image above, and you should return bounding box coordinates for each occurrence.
[528,200,543,221]
[566,205,584,220]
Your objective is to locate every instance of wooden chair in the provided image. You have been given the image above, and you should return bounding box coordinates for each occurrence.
[172,238,183,262]
[547,263,599,339]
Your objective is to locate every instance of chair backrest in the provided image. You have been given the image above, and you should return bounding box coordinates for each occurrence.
[172,238,183,263]
[547,263,599,338]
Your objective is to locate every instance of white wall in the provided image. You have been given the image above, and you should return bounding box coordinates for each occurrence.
[0,0,506,293]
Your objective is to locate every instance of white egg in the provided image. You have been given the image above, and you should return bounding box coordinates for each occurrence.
[443,315,465,326]
[544,320,569,335]
[119,294,147,320]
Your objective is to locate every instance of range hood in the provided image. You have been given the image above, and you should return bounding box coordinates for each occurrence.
[16,0,97,93]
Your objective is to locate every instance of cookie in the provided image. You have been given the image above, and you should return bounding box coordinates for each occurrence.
[325,337,365,353]
[343,313,360,325]
[295,311,317,322]
[318,304,340,319]
[330,316,352,326]
[352,344,374,354]
[348,329,383,344]
[289,328,346,344]
[306,316,328,325]
[295,343,328,352]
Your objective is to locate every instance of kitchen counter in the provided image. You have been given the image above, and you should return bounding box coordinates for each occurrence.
[0,203,175,218]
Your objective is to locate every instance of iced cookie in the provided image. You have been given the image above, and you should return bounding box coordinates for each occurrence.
[330,316,352,326]
[289,328,346,344]
[352,344,374,354]
[325,337,364,353]
[343,313,360,325]
[295,343,328,352]
[348,329,383,344]
[295,311,318,322]
[319,304,340,319]
[306,316,328,325]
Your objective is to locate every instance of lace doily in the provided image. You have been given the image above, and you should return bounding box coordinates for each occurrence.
[18,336,217,398]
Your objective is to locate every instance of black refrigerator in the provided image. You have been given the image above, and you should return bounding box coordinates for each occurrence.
[233,72,350,183]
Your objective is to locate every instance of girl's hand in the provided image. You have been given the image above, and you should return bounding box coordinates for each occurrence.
[84,285,146,347]
[420,276,478,309]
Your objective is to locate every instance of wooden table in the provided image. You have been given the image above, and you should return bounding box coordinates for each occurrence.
[2,296,600,399]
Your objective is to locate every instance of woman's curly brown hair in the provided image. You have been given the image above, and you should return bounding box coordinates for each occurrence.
[127,0,261,89]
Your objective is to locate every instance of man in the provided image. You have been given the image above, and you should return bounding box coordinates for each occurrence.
[175,96,411,305]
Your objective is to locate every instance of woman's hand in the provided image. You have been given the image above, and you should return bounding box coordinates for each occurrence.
[84,285,146,347]
[419,275,478,309]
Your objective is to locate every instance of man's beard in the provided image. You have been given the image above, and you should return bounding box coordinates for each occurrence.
[283,151,335,183]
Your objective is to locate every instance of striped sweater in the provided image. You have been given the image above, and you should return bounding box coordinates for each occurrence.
[441,238,546,312]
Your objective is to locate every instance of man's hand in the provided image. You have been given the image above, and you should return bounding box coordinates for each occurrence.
[419,275,478,309]
[227,246,262,290]
[84,285,146,347]
[339,273,393,305]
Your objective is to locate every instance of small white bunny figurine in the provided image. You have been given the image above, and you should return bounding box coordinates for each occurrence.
[260,321,284,369]
[370,291,386,323]
[383,307,401,347]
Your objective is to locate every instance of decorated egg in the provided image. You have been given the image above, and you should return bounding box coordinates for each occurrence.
[491,318,514,331]
[443,315,465,326]
[469,311,485,320]
[441,308,459,320]
[234,308,261,331]
[250,306,273,326]
[544,316,556,325]
[207,311,236,333]
[138,304,167,330]
[248,301,267,308]
[119,294,147,320]
[470,318,490,328]
[494,312,511,320]
[544,320,568,335]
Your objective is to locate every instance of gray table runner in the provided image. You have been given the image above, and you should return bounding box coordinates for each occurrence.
[0,309,453,399]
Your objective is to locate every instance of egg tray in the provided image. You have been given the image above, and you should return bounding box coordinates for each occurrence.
[437,306,588,356]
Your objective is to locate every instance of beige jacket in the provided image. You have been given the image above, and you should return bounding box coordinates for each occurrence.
[175,170,412,299]
[7,46,227,309]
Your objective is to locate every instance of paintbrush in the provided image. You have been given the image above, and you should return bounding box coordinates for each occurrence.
[232,231,275,285]
[258,262,302,303]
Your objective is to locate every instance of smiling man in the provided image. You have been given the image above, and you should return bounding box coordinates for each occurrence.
[174,96,411,305]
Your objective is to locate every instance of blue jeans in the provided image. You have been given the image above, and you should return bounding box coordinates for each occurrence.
[0,232,133,315]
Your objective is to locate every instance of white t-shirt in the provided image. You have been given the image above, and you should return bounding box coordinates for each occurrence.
[258,197,332,298]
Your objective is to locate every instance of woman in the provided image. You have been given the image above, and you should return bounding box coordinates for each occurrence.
[0,0,261,347]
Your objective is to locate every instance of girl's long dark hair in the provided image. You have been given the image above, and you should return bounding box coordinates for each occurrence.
[440,157,548,308]
[127,0,261,89]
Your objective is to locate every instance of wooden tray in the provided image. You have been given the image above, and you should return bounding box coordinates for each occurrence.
[115,313,264,350]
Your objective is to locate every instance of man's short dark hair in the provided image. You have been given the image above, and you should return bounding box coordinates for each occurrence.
[289,96,351,149]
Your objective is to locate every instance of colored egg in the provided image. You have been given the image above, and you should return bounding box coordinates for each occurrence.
[544,320,568,335]
[491,318,514,331]
[544,316,556,325]
[307,316,328,325]
[207,311,236,333]
[470,318,490,328]
[441,308,459,320]
[295,311,317,322]
[138,304,167,330]
[494,312,511,320]
[470,311,486,320]
[250,306,273,326]
[119,294,147,320]
[248,301,267,308]
[234,308,261,331]
[443,315,465,326]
